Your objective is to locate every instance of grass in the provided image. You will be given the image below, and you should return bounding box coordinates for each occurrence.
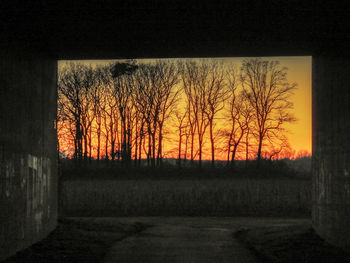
[60,177,311,217]
[59,160,312,180]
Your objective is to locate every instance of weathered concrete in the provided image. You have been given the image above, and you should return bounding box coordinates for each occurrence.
[0,52,57,261]
[312,55,350,250]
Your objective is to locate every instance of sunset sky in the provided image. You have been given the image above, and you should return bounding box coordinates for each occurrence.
[58,56,312,159]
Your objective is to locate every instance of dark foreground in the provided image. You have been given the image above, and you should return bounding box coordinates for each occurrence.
[2,217,349,263]
[235,224,350,263]
[2,218,148,263]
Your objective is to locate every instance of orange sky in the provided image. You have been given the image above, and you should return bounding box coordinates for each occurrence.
[58,57,312,159]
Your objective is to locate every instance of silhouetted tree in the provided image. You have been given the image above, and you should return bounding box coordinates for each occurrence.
[240,58,297,168]
[154,61,181,166]
[98,65,119,162]
[133,64,158,167]
[202,61,227,166]
[225,92,247,167]
[57,58,301,168]
[223,64,253,167]
[58,62,97,166]
[91,66,108,162]
[181,60,214,168]
[80,66,98,163]
[111,61,138,166]
[174,109,188,167]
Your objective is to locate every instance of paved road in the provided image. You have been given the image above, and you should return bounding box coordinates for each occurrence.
[103,217,309,263]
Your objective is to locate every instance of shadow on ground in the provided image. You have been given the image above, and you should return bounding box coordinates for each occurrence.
[235,224,350,263]
[2,218,149,263]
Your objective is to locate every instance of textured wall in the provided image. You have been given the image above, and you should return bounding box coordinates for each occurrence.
[0,52,57,261]
[312,55,350,250]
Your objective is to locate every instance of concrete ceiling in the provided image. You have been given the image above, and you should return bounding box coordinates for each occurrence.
[1,1,350,59]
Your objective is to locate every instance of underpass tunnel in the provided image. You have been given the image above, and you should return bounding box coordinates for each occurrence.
[1,2,350,260]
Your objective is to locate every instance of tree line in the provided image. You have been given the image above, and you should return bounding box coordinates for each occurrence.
[57,58,300,168]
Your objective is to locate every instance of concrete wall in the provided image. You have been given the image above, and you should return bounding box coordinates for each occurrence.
[312,55,350,250]
[0,52,57,261]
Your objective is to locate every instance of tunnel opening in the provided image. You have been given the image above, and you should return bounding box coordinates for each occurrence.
[56,56,312,218]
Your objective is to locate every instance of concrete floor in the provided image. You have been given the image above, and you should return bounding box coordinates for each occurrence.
[80,217,310,263]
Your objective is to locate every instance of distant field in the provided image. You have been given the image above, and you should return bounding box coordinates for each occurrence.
[60,178,311,217]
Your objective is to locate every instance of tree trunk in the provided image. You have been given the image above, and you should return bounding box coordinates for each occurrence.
[245,130,249,168]
[105,131,109,161]
[88,124,92,163]
[209,119,215,166]
[134,121,138,167]
[227,142,231,166]
[190,132,194,165]
[184,133,188,163]
[151,132,156,168]
[138,131,143,167]
[127,118,132,166]
[231,144,238,168]
[147,132,151,167]
[97,123,101,162]
[122,116,127,163]
[257,135,263,168]
[198,134,202,168]
[157,124,163,166]
[83,131,88,165]
[178,126,182,167]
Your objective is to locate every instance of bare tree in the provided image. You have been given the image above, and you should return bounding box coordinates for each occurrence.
[133,64,157,167]
[202,61,227,166]
[174,109,187,167]
[240,58,297,167]
[224,64,253,167]
[110,61,138,166]
[57,58,299,168]
[184,96,197,165]
[98,65,119,162]
[132,107,146,166]
[80,65,98,163]
[241,95,254,167]
[91,66,108,162]
[154,61,181,166]
[57,89,73,157]
[58,63,82,164]
[180,60,212,168]
[225,92,248,167]
[58,62,97,166]
[132,61,180,167]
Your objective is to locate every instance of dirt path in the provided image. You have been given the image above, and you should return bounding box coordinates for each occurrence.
[104,222,259,262]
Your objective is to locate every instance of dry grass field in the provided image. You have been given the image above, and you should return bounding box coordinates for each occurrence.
[60,178,311,217]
